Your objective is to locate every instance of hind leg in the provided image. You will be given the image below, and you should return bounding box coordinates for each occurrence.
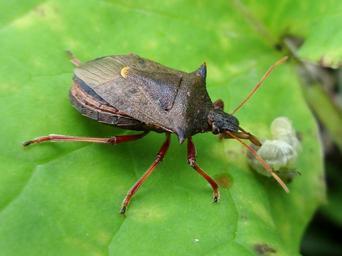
[23,131,149,146]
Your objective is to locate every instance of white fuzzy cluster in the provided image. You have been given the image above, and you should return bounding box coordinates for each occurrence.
[249,117,301,177]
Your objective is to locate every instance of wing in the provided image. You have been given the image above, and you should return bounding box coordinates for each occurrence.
[74,54,184,130]
[70,81,146,130]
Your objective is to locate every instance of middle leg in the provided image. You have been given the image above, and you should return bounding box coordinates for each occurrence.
[187,137,220,202]
[120,133,171,214]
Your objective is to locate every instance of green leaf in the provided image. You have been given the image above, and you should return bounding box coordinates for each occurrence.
[299,14,342,68]
[0,0,329,255]
[239,0,342,67]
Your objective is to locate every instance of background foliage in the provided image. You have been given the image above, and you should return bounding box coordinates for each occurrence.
[0,0,340,255]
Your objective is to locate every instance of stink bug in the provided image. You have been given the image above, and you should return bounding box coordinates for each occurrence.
[24,53,289,214]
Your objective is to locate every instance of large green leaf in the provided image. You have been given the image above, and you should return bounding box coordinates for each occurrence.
[0,0,331,255]
[236,0,342,67]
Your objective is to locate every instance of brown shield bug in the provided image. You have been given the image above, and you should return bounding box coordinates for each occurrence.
[24,52,289,214]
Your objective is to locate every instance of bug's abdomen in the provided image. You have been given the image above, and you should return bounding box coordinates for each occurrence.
[70,80,145,130]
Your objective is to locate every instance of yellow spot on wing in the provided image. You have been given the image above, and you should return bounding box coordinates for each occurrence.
[120,66,130,78]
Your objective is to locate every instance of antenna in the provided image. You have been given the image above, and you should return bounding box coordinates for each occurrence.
[225,130,290,193]
[231,56,288,115]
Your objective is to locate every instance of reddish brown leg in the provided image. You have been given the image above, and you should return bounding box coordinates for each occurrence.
[187,137,220,202]
[120,133,171,214]
[23,131,148,147]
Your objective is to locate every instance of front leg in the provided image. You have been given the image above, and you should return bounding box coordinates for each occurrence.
[187,137,220,202]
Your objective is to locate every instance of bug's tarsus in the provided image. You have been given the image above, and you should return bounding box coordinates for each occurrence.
[22,132,148,146]
[23,140,34,147]
[66,50,81,67]
[231,56,288,115]
[187,137,220,202]
[120,133,171,214]
[120,206,127,215]
[225,130,290,193]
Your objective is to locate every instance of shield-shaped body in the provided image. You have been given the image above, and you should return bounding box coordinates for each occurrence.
[70,54,213,142]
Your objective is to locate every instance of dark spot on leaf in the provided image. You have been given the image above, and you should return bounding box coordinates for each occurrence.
[214,173,233,188]
[274,43,283,51]
[240,212,248,222]
[253,243,277,255]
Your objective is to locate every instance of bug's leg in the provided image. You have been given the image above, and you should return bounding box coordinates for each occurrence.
[120,133,171,214]
[23,131,149,147]
[213,99,224,110]
[66,50,81,66]
[187,137,220,202]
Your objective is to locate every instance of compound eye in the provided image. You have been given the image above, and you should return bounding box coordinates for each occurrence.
[211,123,220,134]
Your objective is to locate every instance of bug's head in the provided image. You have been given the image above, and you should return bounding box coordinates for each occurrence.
[208,108,261,146]
[207,56,289,147]
[205,56,290,193]
[208,108,239,133]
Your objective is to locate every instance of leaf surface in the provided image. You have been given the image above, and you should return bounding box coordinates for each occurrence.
[0,0,331,255]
